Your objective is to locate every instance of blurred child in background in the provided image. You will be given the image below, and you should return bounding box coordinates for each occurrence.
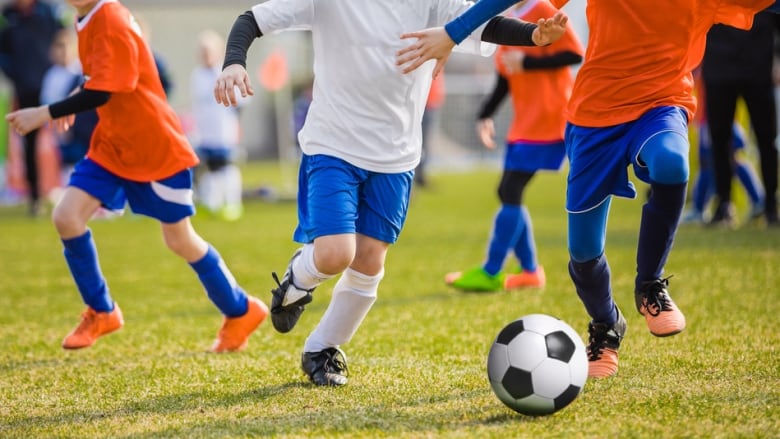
[445,0,583,293]
[40,28,96,189]
[191,29,245,221]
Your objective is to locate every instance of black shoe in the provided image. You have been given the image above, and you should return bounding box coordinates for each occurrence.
[706,202,736,228]
[270,249,315,333]
[301,347,349,386]
[586,308,627,378]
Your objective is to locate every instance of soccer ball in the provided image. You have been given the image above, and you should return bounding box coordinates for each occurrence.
[487,313,588,416]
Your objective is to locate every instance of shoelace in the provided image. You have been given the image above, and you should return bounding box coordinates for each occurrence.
[586,324,608,361]
[319,348,349,376]
[271,272,285,299]
[641,276,673,317]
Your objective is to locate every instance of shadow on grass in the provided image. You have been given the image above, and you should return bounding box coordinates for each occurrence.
[3,382,535,437]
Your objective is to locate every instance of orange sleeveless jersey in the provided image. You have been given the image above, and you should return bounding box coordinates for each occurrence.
[496,0,584,142]
[550,0,774,127]
[77,1,198,181]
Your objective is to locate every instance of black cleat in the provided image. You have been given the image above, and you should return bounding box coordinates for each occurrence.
[301,347,349,386]
[270,249,315,333]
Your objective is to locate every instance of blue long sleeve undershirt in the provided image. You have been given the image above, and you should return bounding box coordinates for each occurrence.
[445,0,520,44]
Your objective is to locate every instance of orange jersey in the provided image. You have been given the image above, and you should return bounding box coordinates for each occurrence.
[496,0,583,142]
[76,0,197,181]
[551,0,774,127]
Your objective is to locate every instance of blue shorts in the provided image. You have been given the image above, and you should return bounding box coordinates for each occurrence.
[565,106,689,213]
[505,140,566,172]
[293,154,413,244]
[69,158,196,223]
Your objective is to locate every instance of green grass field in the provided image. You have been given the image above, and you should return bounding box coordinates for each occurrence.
[1,162,778,438]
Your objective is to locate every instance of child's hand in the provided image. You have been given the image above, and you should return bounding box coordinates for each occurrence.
[396,27,455,76]
[532,12,568,46]
[476,118,496,149]
[214,64,254,107]
[53,114,75,133]
[5,106,51,136]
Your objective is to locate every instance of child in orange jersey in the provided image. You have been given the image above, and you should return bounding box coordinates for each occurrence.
[397,0,778,378]
[5,0,267,352]
[445,0,583,293]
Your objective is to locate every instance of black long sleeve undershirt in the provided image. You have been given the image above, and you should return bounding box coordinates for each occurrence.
[478,74,509,120]
[223,11,263,70]
[477,51,583,119]
[481,16,538,46]
[49,88,111,119]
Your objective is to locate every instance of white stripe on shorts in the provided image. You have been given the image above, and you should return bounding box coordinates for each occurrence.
[151,181,194,206]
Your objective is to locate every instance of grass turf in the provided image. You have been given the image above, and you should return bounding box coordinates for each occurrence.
[1,162,778,438]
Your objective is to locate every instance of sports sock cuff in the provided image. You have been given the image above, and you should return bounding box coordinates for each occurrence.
[341,267,383,297]
[295,244,333,288]
[189,245,219,273]
[62,228,92,247]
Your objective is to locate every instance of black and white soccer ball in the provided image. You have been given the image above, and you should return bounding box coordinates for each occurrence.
[487,313,588,415]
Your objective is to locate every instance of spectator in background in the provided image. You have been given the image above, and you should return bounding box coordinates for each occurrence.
[40,28,97,188]
[703,11,780,227]
[681,69,765,224]
[415,72,445,188]
[190,29,245,221]
[0,0,64,216]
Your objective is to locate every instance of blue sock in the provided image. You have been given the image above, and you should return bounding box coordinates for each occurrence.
[636,183,686,290]
[568,255,616,325]
[693,169,712,213]
[190,246,248,317]
[512,206,537,272]
[484,204,523,276]
[735,161,764,205]
[62,230,113,312]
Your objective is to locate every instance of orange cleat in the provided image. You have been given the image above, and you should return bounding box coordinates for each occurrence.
[211,296,268,353]
[635,278,686,337]
[62,304,124,350]
[586,309,627,378]
[504,266,546,290]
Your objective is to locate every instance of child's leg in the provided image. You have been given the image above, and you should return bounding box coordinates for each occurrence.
[161,218,248,317]
[53,187,114,312]
[484,170,534,274]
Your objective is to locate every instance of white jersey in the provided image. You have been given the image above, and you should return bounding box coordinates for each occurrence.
[252,0,493,173]
[191,65,242,149]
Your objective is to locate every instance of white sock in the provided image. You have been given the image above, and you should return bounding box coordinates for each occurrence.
[199,172,218,211]
[291,243,332,290]
[304,267,382,352]
[224,165,243,206]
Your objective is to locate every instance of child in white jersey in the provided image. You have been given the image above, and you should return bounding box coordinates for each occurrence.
[214,0,566,386]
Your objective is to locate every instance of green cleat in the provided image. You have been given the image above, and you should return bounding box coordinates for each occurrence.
[445,266,504,292]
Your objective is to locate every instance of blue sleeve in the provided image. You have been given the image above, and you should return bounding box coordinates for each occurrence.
[444,0,519,44]
[767,0,780,13]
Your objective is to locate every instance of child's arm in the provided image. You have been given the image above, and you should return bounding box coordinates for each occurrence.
[215,11,263,107]
[397,13,568,75]
[5,88,109,136]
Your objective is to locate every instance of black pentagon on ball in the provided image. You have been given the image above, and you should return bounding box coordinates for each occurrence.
[496,320,525,345]
[545,330,576,362]
[501,366,534,399]
[553,384,582,410]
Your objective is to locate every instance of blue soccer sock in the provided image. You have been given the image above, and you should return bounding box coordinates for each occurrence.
[636,182,686,289]
[568,255,616,325]
[692,168,713,213]
[484,204,523,276]
[62,229,113,312]
[190,245,248,318]
[512,206,538,272]
[735,160,764,205]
